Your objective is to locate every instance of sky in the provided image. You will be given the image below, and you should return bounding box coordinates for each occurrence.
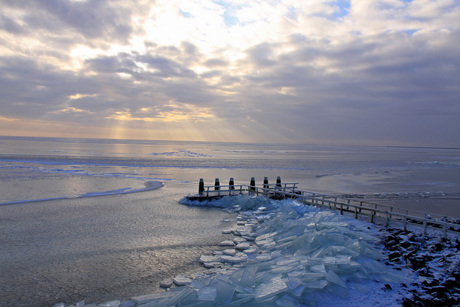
[0,0,459,147]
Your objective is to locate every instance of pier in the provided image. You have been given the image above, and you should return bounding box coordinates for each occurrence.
[187,177,460,236]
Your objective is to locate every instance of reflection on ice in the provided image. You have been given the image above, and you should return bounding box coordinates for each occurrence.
[147,195,407,306]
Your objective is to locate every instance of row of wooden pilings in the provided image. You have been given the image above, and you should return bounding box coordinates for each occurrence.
[198,176,283,195]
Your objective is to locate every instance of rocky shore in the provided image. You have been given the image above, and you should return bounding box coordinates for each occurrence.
[380,227,460,306]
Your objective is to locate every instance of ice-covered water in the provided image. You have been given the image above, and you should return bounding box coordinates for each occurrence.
[1,136,460,210]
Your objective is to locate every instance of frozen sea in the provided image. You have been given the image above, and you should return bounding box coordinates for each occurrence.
[0,136,459,306]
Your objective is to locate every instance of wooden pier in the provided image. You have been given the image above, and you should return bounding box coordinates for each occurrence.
[186,177,460,236]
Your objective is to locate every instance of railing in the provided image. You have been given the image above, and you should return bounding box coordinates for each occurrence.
[291,192,460,236]
[200,183,300,197]
[194,183,459,236]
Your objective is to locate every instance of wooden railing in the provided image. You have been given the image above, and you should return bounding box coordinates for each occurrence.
[195,183,459,236]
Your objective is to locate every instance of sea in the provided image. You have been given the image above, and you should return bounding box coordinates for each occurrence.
[1,136,460,306]
[1,135,459,215]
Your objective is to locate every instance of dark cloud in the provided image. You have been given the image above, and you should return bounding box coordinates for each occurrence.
[247,42,277,67]
[0,14,25,34]
[1,0,150,46]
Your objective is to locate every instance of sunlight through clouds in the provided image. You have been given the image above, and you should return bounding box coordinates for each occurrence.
[0,0,459,146]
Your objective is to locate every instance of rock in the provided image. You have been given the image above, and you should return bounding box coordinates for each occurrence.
[388,251,401,261]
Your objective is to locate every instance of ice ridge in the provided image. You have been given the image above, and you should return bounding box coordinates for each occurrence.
[156,196,407,306]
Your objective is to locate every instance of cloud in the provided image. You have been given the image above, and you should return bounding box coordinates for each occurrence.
[0,0,459,146]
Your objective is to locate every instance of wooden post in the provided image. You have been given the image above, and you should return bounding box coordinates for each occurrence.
[263,177,269,196]
[250,177,255,191]
[229,178,235,189]
[229,178,234,196]
[214,178,220,190]
[276,176,281,188]
[199,178,204,195]
[263,177,269,189]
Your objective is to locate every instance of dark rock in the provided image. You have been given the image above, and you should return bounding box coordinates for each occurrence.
[401,241,412,249]
[428,279,439,287]
[433,243,444,251]
[389,251,402,261]
[409,258,426,270]
[407,233,416,241]
[417,267,430,276]
[384,284,392,290]
[403,250,417,260]
[443,276,459,288]
[425,285,446,295]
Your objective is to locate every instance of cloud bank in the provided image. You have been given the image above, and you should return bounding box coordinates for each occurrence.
[0,0,459,146]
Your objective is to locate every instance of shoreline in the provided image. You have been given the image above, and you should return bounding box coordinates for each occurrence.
[0,180,164,207]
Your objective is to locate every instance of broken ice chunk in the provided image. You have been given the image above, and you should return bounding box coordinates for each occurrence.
[243,248,258,254]
[240,268,256,288]
[216,277,235,303]
[203,262,223,269]
[275,294,300,307]
[255,275,288,301]
[310,264,326,273]
[326,270,347,288]
[98,300,121,307]
[236,242,252,250]
[256,232,278,242]
[160,279,173,288]
[199,255,221,263]
[220,240,236,247]
[221,253,248,264]
[303,279,328,289]
[256,254,272,262]
[233,237,247,244]
[173,275,192,286]
[198,286,217,301]
[223,249,237,256]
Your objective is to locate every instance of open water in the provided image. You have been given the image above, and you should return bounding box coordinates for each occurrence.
[1,136,460,306]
